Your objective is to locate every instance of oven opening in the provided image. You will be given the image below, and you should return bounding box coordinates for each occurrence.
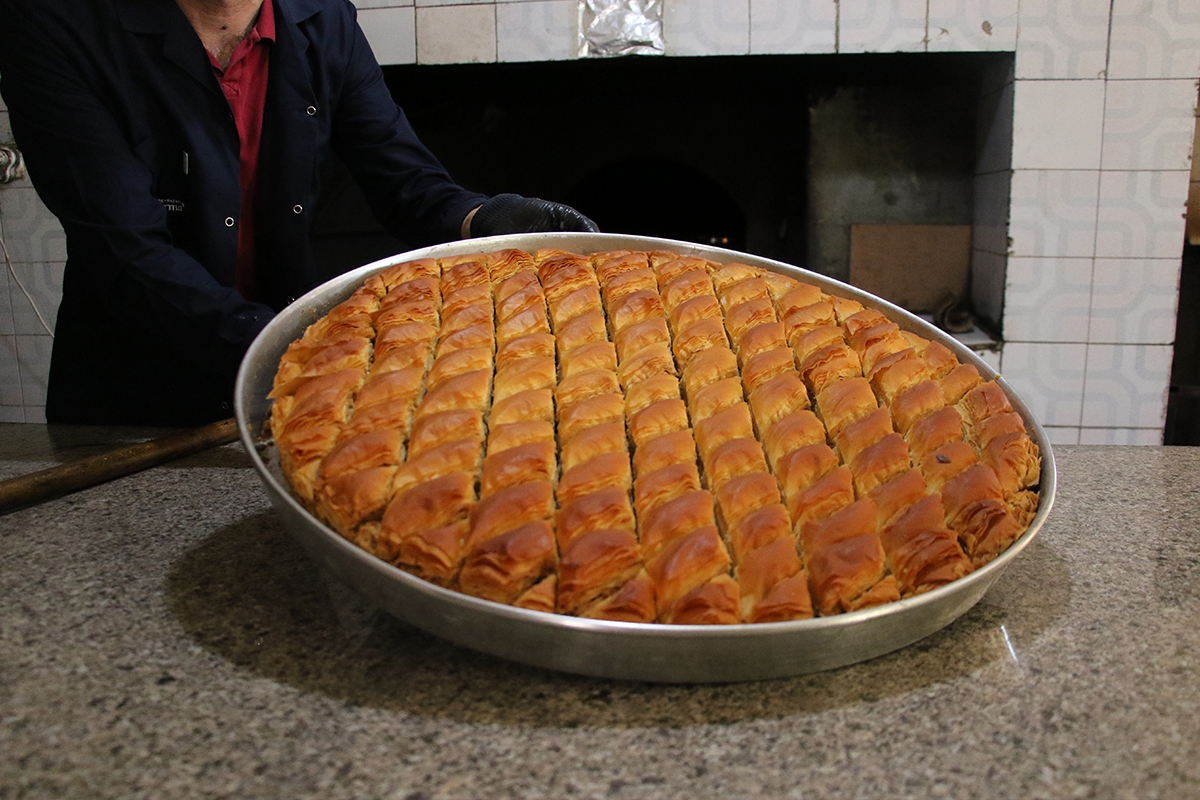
[312,51,1013,338]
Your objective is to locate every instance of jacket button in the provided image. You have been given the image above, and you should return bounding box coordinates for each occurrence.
[306,105,317,116]
[224,216,235,227]
[293,204,303,214]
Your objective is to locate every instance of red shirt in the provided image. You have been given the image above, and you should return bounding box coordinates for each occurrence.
[208,0,274,301]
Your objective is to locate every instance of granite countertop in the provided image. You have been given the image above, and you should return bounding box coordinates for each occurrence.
[1,424,1198,799]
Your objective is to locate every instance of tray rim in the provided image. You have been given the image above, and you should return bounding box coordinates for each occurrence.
[235,232,1056,681]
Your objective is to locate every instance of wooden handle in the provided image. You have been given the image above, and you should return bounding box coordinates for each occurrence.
[0,418,240,516]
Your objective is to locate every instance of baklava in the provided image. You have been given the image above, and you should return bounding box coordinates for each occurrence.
[269,249,1040,623]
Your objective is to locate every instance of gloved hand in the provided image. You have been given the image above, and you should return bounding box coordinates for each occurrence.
[468,193,599,237]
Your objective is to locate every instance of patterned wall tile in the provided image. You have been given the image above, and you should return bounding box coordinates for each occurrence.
[1008,169,1101,258]
[416,5,496,65]
[1014,0,1110,80]
[927,0,1018,53]
[1101,79,1198,172]
[0,266,13,337]
[1000,341,1087,427]
[664,0,749,57]
[976,77,1014,174]
[1094,170,1190,259]
[0,187,67,264]
[1081,342,1173,428]
[838,0,927,54]
[498,0,575,62]
[1089,257,1181,345]
[1108,0,1200,80]
[1011,79,1105,170]
[1003,256,1093,342]
[971,249,1007,329]
[0,334,22,406]
[358,7,416,65]
[749,0,837,55]
[973,170,1013,257]
[1042,426,1081,445]
[1078,426,1163,445]
[9,262,63,336]
[15,334,50,407]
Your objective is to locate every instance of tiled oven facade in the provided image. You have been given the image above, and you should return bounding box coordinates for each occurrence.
[1,0,1196,442]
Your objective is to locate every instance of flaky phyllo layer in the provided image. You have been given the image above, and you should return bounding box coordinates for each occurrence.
[269,249,1040,624]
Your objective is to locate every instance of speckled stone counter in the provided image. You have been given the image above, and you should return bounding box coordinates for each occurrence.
[1,425,1198,799]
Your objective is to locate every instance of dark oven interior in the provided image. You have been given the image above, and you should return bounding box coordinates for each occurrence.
[312,52,1009,325]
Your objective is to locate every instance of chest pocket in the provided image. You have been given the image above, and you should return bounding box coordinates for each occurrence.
[132,135,190,217]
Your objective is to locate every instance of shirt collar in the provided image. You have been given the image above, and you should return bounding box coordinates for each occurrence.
[253,0,277,44]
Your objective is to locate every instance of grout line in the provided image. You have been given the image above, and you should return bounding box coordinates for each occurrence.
[923,0,929,53]
[1080,2,1119,425]
[747,0,752,54]
[834,0,839,55]
[1103,0,1115,80]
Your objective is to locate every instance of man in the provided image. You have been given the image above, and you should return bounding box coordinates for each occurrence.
[0,0,595,425]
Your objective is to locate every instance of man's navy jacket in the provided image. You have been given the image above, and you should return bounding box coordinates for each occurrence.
[0,0,486,424]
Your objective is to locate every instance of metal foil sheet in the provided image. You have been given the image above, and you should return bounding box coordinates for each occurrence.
[579,0,664,57]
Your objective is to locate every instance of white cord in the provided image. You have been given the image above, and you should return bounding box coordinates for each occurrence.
[0,228,55,337]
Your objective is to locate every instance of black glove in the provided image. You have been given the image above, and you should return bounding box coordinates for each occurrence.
[470,193,599,237]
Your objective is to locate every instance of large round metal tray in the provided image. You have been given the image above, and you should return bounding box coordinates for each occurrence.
[235,233,1056,683]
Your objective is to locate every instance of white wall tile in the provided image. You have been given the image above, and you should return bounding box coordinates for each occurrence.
[664,0,749,57]
[1043,425,1081,445]
[14,334,50,407]
[0,111,12,143]
[9,262,62,336]
[23,404,45,424]
[497,0,575,62]
[1008,169,1100,258]
[1094,170,1190,259]
[1081,343,1172,428]
[976,78,1014,175]
[416,5,496,65]
[358,7,416,65]
[0,406,24,423]
[973,170,1012,256]
[1014,0,1110,80]
[0,334,22,406]
[0,187,67,264]
[838,0,928,54]
[1003,256,1093,342]
[976,347,1003,373]
[1088,257,1181,345]
[1000,341,1087,427]
[1079,426,1163,445]
[1108,0,1200,80]
[749,0,837,55]
[1011,79,1105,170]
[415,0,492,5]
[1101,79,1198,172]
[971,249,1007,328]
[928,0,1018,53]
